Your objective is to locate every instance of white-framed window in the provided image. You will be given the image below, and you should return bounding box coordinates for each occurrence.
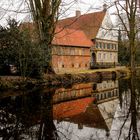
[114,55,116,62]
[99,53,102,59]
[114,44,116,50]
[103,53,106,59]
[99,42,102,49]
[110,53,112,59]
[103,43,106,49]
[96,42,98,48]
[112,44,114,49]
[107,43,110,49]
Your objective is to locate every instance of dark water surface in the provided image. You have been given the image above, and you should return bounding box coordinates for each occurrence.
[0,76,140,140]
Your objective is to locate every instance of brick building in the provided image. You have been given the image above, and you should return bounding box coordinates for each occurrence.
[52,27,93,73]
[20,7,118,73]
[56,8,118,71]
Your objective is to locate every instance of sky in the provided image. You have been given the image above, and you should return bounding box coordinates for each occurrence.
[61,0,116,18]
[0,0,116,26]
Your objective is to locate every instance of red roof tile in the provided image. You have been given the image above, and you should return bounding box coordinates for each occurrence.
[57,11,106,39]
[20,11,105,47]
[53,97,108,129]
[52,27,93,47]
[53,97,95,118]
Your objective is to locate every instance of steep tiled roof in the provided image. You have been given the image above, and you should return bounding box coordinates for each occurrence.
[53,97,108,129]
[20,11,105,47]
[57,11,106,39]
[20,23,93,47]
[52,27,93,47]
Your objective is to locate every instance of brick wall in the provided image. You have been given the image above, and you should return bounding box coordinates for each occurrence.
[52,46,90,73]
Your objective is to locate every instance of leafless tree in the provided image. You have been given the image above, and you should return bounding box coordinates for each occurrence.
[114,0,139,73]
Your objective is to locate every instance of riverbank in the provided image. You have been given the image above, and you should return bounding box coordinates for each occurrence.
[0,66,130,91]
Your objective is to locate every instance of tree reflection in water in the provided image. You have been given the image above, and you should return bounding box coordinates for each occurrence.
[117,74,140,140]
[38,93,60,140]
[0,89,60,140]
[0,76,140,140]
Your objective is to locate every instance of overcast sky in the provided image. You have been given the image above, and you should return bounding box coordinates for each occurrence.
[61,0,116,17]
[0,0,116,26]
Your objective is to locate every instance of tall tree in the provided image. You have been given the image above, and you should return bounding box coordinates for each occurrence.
[0,18,43,77]
[118,28,130,65]
[29,0,61,74]
[115,0,139,74]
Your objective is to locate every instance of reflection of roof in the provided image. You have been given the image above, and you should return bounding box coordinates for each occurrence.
[53,97,108,130]
[53,97,94,118]
[98,99,119,130]
[69,105,108,130]
[52,27,93,47]
[57,11,106,39]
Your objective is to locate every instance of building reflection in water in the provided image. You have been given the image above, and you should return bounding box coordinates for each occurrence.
[53,80,119,104]
[110,76,140,140]
[53,80,119,139]
[0,78,140,140]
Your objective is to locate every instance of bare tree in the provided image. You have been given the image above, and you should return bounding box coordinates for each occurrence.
[114,0,139,74]
[28,0,61,74]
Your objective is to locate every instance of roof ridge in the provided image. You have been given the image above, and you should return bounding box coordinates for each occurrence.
[59,10,105,21]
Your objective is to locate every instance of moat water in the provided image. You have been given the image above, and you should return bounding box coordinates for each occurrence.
[0,76,140,140]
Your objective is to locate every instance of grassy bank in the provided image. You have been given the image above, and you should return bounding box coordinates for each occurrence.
[0,66,130,91]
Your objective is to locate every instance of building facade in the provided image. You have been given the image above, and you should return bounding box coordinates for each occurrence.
[91,11,118,68]
[56,9,118,71]
[52,28,93,73]
[91,39,118,68]
[21,8,118,73]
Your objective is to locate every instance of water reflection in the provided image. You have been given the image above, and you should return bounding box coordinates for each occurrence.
[0,90,59,140]
[110,76,140,140]
[0,77,140,140]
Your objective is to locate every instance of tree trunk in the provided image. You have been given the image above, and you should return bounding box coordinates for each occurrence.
[42,43,55,74]
[29,0,61,74]
[130,41,136,74]
[129,74,139,139]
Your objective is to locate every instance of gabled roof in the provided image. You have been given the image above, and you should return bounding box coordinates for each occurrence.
[57,11,106,39]
[20,11,106,47]
[20,23,93,47]
[53,97,108,129]
[52,27,93,47]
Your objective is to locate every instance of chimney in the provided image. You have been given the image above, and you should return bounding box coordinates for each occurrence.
[103,4,107,12]
[76,10,81,17]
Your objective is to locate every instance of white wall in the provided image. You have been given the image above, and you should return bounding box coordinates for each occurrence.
[96,51,118,63]
[96,12,118,41]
